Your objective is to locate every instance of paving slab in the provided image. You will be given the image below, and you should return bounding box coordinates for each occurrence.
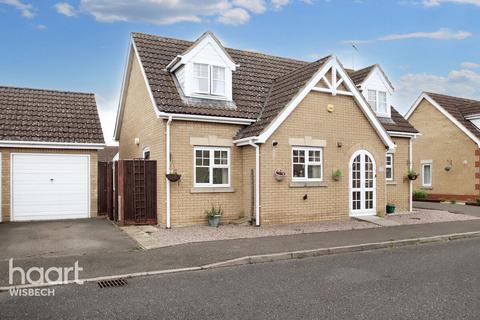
[353,216,401,227]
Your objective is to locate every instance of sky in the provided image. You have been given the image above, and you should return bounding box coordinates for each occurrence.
[0,0,480,145]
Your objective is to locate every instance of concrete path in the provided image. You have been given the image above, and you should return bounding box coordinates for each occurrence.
[353,215,401,227]
[3,219,480,286]
[414,201,480,217]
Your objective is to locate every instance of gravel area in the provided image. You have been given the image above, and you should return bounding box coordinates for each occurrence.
[385,208,479,225]
[122,219,376,249]
[122,208,479,249]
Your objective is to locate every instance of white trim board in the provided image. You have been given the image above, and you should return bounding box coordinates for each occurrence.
[405,92,480,147]
[255,57,395,150]
[0,141,104,150]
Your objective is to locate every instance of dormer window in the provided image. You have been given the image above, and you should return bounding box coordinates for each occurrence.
[367,89,388,116]
[192,63,226,97]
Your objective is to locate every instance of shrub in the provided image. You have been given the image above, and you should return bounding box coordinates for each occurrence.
[413,190,428,200]
[205,205,224,218]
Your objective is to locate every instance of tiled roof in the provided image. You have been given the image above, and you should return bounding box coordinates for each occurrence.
[349,65,375,86]
[132,32,307,120]
[98,146,119,162]
[132,32,416,139]
[378,107,418,134]
[235,57,331,139]
[0,86,104,144]
[426,92,480,140]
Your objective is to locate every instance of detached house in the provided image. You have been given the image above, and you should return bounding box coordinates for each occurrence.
[406,92,480,201]
[0,86,105,222]
[114,31,418,227]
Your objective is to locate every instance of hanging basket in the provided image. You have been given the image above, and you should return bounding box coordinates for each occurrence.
[408,173,418,181]
[166,173,181,182]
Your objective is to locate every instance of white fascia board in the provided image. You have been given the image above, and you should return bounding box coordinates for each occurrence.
[465,114,480,120]
[233,137,260,146]
[388,131,420,138]
[181,35,237,71]
[157,112,255,125]
[0,141,105,149]
[406,92,480,147]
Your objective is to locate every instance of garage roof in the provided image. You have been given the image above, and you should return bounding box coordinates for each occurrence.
[0,86,104,144]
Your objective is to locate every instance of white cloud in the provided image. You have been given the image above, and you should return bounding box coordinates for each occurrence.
[55,2,77,17]
[378,28,471,41]
[343,28,472,45]
[0,0,35,18]
[77,0,296,26]
[393,66,480,113]
[461,61,480,69]
[35,24,47,30]
[233,0,266,13]
[423,0,480,7]
[271,0,290,9]
[218,7,251,25]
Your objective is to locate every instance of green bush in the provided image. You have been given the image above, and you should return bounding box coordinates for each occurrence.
[477,199,480,206]
[413,190,428,200]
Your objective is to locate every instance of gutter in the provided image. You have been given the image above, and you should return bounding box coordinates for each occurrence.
[248,140,261,227]
[0,141,105,150]
[165,116,173,229]
[157,112,255,126]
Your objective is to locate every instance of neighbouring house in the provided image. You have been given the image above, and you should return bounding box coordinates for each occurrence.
[0,86,105,222]
[114,31,418,227]
[98,146,119,162]
[406,92,480,202]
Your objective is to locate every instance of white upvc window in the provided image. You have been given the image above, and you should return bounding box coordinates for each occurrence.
[367,90,377,109]
[192,63,226,97]
[292,147,323,181]
[385,153,393,181]
[378,91,388,115]
[422,163,432,187]
[143,147,151,160]
[194,147,230,187]
[367,89,388,115]
[193,63,210,94]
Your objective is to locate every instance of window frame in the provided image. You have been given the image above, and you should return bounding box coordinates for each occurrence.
[192,63,210,95]
[422,163,432,187]
[385,153,393,181]
[193,146,231,188]
[143,147,151,160]
[378,91,388,115]
[191,63,226,97]
[367,89,389,116]
[291,147,324,182]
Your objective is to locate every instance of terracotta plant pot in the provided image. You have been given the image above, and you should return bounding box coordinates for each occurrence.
[166,173,181,182]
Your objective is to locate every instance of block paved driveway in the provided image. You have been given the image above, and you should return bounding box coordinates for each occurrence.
[413,201,480,217]
[0,218,137,260]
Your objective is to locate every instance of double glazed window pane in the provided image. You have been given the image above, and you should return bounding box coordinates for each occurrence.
[368,90,377,109]
[423,164,431,186]
[195,149,229,185]
[211,66,225,95]
[293,149,322,180]
[193,63,209,93]
[378,91,387,114]
[293,150,305,178]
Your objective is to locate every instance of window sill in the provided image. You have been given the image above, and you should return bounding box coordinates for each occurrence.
[386,181,397,185]
[421,186,433,190]
[190,187,235,194]
[289,181,328,188]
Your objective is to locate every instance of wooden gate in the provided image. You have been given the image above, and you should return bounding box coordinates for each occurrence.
[97,162,112,216]
[117,159,157,225]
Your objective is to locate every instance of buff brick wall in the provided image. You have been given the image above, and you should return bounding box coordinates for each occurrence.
[169,121,245,227]
[242,145,256,221]
[118,53,167,225]
[0,148,98,222]
[409,99,477,200]
[386,137,411,212]
[260,91,388,225]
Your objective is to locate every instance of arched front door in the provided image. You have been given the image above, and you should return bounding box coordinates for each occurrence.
[349,150,376,217]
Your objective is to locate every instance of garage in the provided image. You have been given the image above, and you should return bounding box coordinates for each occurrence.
[11,153,90,221]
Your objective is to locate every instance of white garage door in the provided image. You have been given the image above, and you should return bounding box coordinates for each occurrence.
[12,153,90,221]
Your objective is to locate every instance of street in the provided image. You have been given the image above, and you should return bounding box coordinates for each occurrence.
[1,238,479,320]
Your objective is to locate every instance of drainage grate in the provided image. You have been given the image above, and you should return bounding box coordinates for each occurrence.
[98,278,127,288]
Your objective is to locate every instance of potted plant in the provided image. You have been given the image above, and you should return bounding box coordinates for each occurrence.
[407,170,418,181]
[386,203,396,214]
[166,164,181,182]
[332,169,342,181]
[205,205,223,227]
[274,168,286,182]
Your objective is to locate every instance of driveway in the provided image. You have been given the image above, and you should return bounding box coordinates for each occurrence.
[0,218,137,260]
[413,201,480,217]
